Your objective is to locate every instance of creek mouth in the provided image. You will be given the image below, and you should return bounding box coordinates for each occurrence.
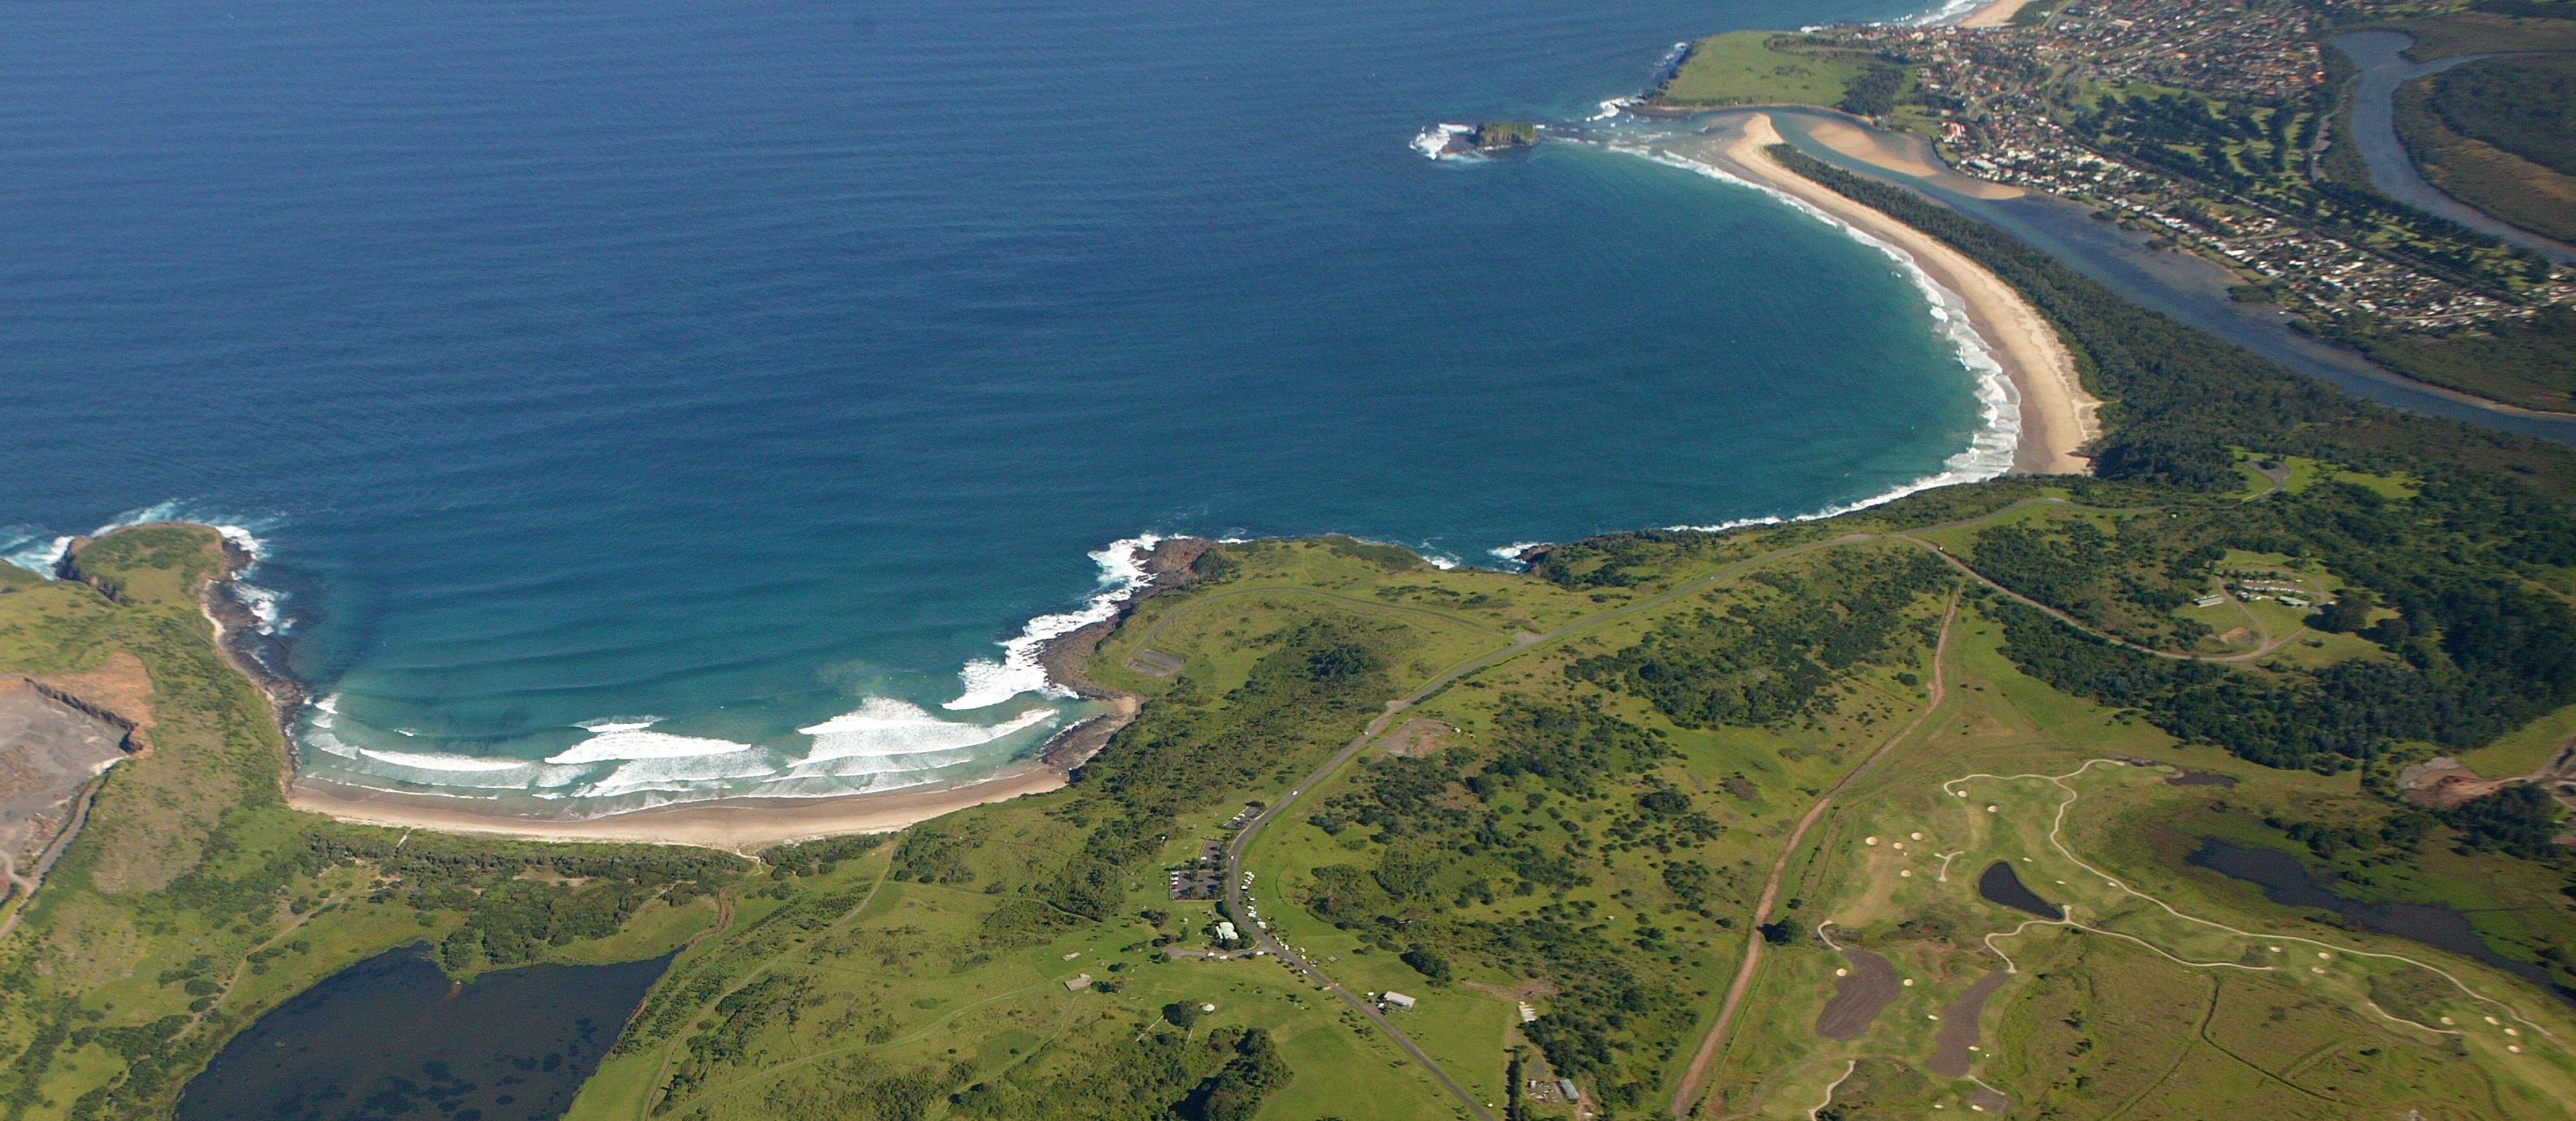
[176,944,671,1120]
[2188,837,2576,1004]
[1977,861,2062,920]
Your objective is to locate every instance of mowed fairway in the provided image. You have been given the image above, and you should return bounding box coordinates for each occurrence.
[1697,595,2576,1118]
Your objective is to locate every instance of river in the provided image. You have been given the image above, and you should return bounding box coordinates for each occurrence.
[2331,31,2576,267]
[1754,108,2576,444]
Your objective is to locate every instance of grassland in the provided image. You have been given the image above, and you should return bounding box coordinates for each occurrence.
[2362,10,2576,61]
[1651,32,1876,110]
[549,486,2576,1121]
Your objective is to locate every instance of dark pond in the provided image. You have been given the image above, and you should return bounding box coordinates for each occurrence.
[177,944,672,1121]
[1977,861,2062,920]
[2189,838,2575,1004]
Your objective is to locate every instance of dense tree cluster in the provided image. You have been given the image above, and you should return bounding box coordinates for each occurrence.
[1567,550,1951,729]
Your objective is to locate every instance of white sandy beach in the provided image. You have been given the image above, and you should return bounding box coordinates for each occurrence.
[1960,0,2036,28]
[287,760,1072,854]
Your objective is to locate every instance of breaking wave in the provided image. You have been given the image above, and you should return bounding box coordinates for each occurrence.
[1411,123,1477,160]
[944,535,1158,711]
[297,690,1068,813]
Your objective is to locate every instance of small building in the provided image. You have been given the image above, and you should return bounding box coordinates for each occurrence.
[1557,1079,1580,1103]
[1214,921,1239,942]
[2193,594,2225,608]
[1064,973,1092,992]
[1381,991,1417,1010]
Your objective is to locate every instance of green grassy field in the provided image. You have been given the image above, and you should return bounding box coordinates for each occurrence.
[1651,32,1871,109]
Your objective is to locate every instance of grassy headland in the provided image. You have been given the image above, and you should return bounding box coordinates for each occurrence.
[1649,32,1900,118]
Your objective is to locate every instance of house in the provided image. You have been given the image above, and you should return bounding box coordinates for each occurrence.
[1215,921,1239,942]
[1558,1080,1581,1102]
[1065,974,1092,992]
[2193,594,2225,608]
[1381,991,1417,1010]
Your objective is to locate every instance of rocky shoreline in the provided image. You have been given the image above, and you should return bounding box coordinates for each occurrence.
[1028,535,1214,771]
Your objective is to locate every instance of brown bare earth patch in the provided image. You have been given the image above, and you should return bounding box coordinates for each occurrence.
[34,651,156,745]
[1814,948,1900,1040]
[0,682,136,876]
[1375,717,1452,757]
[1464,977,1560,1002]
[2398,756,2518,809]
[1927,970,2013,1077]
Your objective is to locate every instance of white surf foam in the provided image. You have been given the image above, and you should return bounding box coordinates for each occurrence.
[545,724,757,765]
[1614,143,2021,526]
[802,699,1055,764]
[945,535,1159,711]
[1412,123,1478,160]
[1490,541,1548,564]
[358,748,534,773]
[1912,0,1993,26]
[0,529,72,576]
[581,753,781,799]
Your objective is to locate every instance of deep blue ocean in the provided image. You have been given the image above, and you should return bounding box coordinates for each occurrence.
[0,0,1985,813]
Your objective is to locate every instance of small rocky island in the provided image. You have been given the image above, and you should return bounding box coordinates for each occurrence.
[1421,120,1541,158]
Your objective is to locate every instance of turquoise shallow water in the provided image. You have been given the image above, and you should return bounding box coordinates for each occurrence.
[0,0,1991,814]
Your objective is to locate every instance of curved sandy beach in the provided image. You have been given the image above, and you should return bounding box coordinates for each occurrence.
[1683,114,2099,474]
[281,697,1139,853]
[285,764,1070,854]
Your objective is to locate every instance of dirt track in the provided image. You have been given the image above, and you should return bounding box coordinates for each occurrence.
[1671,595,1959,1118]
